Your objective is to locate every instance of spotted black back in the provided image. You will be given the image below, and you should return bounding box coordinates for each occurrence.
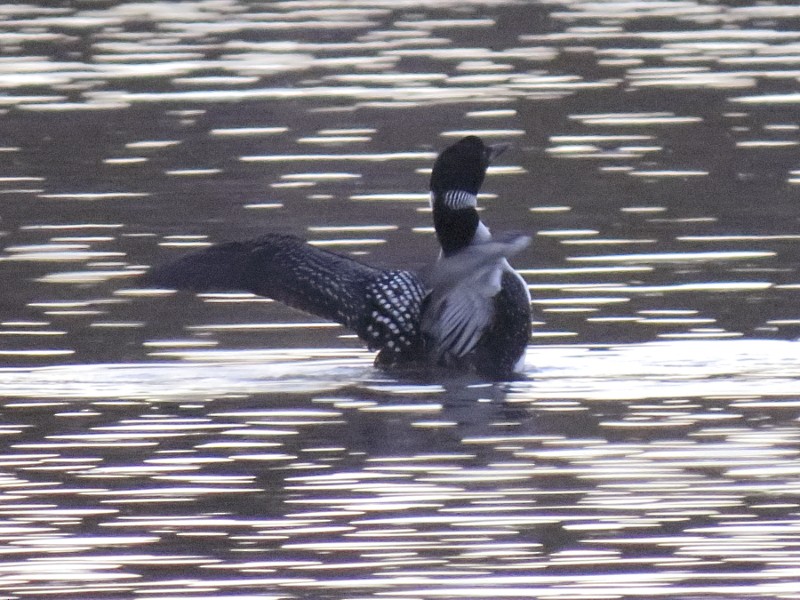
[361,270,426,355]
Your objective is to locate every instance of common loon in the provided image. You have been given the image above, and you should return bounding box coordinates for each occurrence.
[144,135,532,380]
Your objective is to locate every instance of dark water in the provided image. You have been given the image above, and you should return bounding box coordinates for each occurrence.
[2,1,800,598]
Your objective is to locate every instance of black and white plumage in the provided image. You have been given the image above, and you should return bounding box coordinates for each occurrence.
[423,136,532,377]
[421,234,530,367]
[143,135,532,380]
[143,234,427,366]
[441,190,478,210]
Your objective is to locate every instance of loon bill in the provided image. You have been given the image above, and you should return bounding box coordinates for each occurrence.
[143,135,532,380]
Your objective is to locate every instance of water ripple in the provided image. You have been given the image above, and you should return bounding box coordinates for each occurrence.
[2,2,800,599]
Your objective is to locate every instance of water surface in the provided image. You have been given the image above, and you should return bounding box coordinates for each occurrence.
[1,1,800,598]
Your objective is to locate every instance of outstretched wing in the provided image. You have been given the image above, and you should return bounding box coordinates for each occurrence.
[143,234,427,356]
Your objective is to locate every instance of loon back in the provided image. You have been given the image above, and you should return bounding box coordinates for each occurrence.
[143,232,529,379]
[143,234,427,365]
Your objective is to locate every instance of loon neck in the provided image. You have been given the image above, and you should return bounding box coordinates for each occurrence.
[431,190,482,256]
[439,190,478,210]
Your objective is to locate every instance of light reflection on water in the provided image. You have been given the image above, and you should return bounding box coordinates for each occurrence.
[1,341,799,597]
[2,1,800,599]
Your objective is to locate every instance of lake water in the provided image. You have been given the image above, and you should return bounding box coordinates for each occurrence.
[1,1,800,598]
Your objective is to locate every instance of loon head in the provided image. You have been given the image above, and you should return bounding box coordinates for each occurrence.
[429,135,509,256]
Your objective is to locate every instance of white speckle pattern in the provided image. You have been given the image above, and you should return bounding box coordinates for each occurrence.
[363,270,426,353]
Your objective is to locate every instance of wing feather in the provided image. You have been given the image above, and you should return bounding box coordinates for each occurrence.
[143,234,426,354]
[421,235,530,362]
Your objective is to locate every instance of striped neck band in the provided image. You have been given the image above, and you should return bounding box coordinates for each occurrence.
[441,190,478,210]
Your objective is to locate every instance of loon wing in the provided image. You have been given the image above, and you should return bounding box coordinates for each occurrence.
[143,234,427,354]
[421,265,499,360]
[421,235,530,361]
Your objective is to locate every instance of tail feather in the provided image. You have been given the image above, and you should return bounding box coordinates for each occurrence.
[143,234,427,356]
